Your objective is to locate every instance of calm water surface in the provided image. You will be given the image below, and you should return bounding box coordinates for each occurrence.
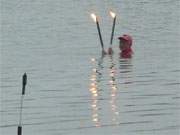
[1,0,180,135]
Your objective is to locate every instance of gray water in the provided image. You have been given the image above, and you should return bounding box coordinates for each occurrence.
[1,0,180,135]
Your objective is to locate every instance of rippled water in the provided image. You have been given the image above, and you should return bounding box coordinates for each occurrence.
[1,0,180,135]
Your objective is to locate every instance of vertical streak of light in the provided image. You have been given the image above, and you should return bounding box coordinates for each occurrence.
[89,58,101,127]
[109,57,119,125]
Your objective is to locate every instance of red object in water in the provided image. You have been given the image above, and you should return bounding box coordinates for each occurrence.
[118,34,133,58]
[118,34,133,46]
[120,48,133,58]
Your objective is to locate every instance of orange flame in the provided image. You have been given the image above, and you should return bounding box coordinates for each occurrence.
[91,13,97,22]
[110,11,116,18]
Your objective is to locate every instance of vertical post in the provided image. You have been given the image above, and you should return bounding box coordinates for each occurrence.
[110,16,116,45]
[18,126,22,135]
[17,73,27,135]
[96,18,105,50]
[22,73,27,95]
[91,13,106,54]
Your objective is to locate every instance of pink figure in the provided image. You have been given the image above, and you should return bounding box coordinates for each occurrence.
[118,34,133,58]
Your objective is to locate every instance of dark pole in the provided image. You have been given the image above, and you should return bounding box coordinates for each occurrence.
[17,73,27,135]
[96,17,104,50]
[22,73,27,95]
[110,16,116,45]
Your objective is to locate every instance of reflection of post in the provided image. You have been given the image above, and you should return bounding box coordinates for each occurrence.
[109,56,119,124]
[89,58,102,127]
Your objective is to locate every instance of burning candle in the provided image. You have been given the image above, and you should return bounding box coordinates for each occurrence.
[110,11,116,45]
[91,13,105,53]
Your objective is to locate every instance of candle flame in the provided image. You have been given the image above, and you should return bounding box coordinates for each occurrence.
[91,58,96,62]
[110,11,116,18]
[91,13,97,22]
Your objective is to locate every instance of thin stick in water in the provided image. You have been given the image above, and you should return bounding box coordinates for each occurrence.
[17,73,27,135]
[96,18,105,50]
[110,16,116,45]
